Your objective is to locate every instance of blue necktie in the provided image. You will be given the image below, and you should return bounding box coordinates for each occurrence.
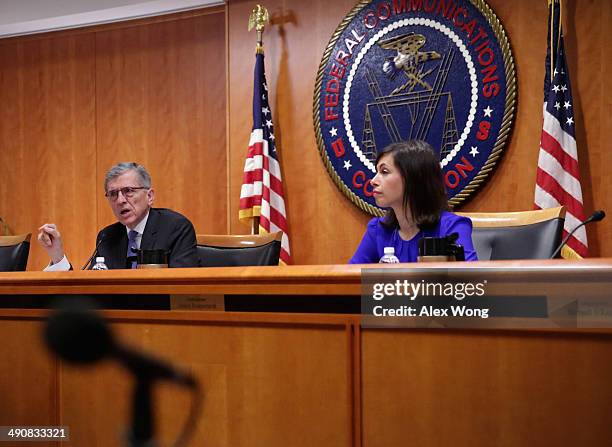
[127,230,138,269]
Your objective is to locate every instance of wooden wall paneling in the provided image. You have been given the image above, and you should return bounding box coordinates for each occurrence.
[568,0,612,257]
[0,34,98,270]
[0,0,610,267]
[227,0,612,262]
[361,329,612,446]
[95,11,227,242]
[0,43,23,232]
[0,317,58,427]
[59,318,353,447]
[600,0,612,256]
[59,361,131,447]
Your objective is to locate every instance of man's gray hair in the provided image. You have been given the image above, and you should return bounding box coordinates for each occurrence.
[104,162,152,191]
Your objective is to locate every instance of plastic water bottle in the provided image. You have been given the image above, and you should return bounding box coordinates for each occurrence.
[379,247,400,264]
[91,256,109,270]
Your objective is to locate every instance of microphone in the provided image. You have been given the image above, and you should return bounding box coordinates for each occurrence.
[45,303,196,388]
[81,232,107,270]
[550,210,605,259]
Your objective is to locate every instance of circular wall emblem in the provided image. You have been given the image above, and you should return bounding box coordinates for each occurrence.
[314,0,516,214]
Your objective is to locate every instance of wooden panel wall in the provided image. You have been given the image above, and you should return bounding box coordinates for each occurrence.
[227,0,612,262]
[362,329,612,446]
[0,8,227,270]
[2,307,611,447]
[0,311,354,447]
[1,1,610,267]
[0,318,57,427]
[0,33,98,269]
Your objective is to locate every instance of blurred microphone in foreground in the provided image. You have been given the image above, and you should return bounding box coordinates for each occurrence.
[45,301,202,447]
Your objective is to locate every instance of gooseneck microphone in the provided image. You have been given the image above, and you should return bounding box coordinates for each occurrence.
[81,232,107,270]
[45,303,201,447]
[44,304,196,387]
[550,210,605,259]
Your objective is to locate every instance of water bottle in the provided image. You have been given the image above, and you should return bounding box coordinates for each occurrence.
[379,247,400,264]
[91,256,109,270]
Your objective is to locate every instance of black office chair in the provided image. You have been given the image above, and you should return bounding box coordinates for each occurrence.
[456,207,566,260]
[0,234,32,271]
[196,232,282,267]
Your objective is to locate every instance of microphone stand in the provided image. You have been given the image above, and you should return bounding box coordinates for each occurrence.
[550,210,606,259]
[127,378,156,447]
[81,236,106,270]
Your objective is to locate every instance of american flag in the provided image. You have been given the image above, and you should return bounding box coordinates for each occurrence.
[239,52,291,264]
[534,0,587,258]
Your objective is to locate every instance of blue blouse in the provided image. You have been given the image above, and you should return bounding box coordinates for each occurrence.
[349,211,478,263]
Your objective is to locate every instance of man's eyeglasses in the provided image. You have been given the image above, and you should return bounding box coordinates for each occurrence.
[105,186,148,200]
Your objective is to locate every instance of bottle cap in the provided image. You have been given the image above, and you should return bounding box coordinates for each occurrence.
[95,257,105,263]
[383,247,395,255]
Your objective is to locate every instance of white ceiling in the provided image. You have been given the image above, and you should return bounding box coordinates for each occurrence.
[0,0,224,38]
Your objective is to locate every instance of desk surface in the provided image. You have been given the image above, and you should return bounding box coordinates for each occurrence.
[1,258,611,295]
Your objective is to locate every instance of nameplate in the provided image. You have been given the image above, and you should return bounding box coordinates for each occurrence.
[170,294,225,311]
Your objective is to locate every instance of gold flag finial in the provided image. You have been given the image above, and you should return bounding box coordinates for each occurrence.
[248,4,269,54]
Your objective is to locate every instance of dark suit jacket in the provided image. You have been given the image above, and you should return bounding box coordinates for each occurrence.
[93,208,198,269]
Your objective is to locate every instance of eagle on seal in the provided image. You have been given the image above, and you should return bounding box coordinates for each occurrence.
[379,32,441,95]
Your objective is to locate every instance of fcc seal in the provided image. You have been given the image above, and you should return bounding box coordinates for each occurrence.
[314,0,516,214]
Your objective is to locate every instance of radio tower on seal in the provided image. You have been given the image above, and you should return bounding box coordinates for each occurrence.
[361,108,378,161]
[440,95,459,158]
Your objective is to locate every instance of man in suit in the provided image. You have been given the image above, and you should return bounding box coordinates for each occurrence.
[38,162,198,269]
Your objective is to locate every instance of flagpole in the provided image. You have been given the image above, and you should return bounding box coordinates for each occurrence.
[247,5,269,234]
[240,5,292,262]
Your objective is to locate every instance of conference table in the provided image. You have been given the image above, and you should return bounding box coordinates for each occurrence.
[1,259,611,446]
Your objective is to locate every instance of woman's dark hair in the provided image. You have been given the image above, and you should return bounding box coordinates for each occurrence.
[376,140,448,230]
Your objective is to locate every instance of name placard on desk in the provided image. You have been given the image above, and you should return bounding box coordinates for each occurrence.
[170,294,225,311]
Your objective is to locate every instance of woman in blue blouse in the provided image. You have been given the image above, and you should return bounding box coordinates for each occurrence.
[350,140,478,263]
